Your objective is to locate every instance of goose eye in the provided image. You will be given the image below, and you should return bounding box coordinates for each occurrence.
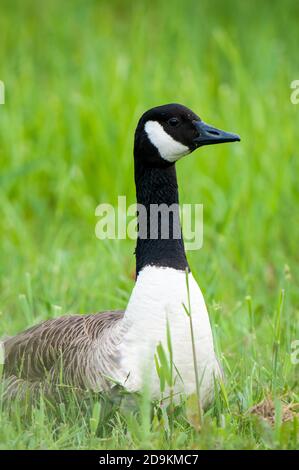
[168,117,180,127]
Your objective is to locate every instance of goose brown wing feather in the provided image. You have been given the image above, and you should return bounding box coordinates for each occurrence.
[3,310,124,397]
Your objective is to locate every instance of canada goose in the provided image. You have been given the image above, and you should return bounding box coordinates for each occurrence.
[2,103,240,407]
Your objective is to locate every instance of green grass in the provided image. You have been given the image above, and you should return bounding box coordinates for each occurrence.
[0,0,299,450]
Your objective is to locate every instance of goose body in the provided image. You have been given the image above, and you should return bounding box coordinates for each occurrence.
[117,266,221,405]
[2,103,240,406]
[3,311,124,399]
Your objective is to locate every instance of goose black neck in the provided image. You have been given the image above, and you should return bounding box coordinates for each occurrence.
[134,160,189,276]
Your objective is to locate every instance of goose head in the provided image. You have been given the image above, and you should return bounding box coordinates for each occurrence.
[134,103,240,167]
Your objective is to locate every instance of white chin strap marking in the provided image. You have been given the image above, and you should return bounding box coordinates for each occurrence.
[144,120,190,163]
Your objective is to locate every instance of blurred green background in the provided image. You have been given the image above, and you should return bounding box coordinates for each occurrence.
[0,0,298,449]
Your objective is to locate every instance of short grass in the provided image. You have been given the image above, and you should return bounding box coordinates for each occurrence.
[0,0,299,450]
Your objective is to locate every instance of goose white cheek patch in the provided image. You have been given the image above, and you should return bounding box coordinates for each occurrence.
[144,120,190,163]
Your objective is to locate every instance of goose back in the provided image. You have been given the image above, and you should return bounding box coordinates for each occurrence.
[2,310,124,401]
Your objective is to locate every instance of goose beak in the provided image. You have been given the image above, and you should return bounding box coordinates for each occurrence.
[193,120,240,147]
